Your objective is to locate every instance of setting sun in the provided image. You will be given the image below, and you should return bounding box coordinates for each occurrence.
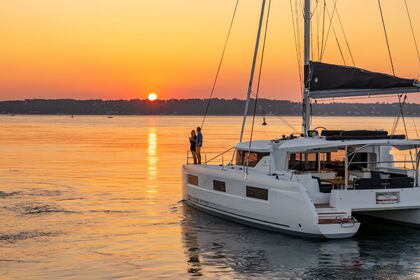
[148,93,158,101]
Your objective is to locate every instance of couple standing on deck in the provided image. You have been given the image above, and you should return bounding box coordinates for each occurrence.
[189,127,203,164]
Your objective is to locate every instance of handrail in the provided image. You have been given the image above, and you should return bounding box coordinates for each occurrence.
[416,150,420,187]
[204,147,235,164]
[347,144,371,166]
[348,160,417,165]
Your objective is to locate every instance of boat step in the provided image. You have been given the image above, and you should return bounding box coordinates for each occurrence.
[314,203,333,209]
[318,217,356,225]
[318,212,347,216]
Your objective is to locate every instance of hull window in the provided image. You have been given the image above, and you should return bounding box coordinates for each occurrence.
[246,186,268,200]
[188,175,198,186]
[213,180,226,192]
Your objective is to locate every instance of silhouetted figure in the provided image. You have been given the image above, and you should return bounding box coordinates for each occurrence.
[189,130,198,164]
[196,127,203,164]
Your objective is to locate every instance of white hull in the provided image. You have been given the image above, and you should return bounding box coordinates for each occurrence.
[183,163,420,238]
[356,209,420,227]
[181,134,420,239]
[182,164,360,239]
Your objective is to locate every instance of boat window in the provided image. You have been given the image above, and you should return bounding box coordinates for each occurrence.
[288,152,318,171]
[330,149,346,161]
[213,180,226,192]
[188,175,198,186]
[322,150,345,176]
[236,151,270,167]
[349,152,369,170]
[246,186,268,200]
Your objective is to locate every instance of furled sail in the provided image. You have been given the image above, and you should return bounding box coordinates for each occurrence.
[305,61,420,99]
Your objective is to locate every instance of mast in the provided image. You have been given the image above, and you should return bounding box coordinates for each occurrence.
[239,0,267,143]
[303,0,311,136]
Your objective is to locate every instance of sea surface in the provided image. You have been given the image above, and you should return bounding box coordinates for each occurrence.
[1,115,420,279]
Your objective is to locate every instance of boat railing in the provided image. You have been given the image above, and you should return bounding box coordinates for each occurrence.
[416,151,420,187]
[186,147,235,166]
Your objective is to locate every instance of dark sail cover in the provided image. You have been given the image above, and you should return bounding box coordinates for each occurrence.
[305,61,417,92]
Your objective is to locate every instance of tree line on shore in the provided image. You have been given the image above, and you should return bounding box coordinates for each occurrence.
[0,98,419,116]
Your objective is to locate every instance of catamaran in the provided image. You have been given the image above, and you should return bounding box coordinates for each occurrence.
[182,0,420,238]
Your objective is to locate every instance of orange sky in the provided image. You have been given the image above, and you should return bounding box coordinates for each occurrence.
[0,0,419,102]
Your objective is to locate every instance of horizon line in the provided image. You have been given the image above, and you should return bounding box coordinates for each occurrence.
[1,98,420,105]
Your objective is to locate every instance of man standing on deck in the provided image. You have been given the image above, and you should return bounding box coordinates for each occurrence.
[196,127,203,164]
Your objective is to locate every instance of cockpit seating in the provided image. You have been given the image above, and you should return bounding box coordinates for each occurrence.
[313,176,334,193]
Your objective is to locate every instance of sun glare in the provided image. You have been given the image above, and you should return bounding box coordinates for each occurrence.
[148,93,158,101]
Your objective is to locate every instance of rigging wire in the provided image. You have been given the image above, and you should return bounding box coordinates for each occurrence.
[320,0,338,61]
[245,0,271,172]
[320,0,327,61]
[377,0,409,142]
[403,0,420,69]
[413,117,420,139]
[391,95,415,168]
[311,0,320,20]
[392,98,408,140]
[401,0,420,140]
[290,0,303,94]
[377,0,396,75]
[297,0,304,89]
[391,95,408,134]
[316,1,321,60]
[201,0,240,128]
[324,5,346,65]
[335,7,355,66]
[377,0,414,148]
[278,116,300,134]
[310,1,315,61]
[309,0,319,61]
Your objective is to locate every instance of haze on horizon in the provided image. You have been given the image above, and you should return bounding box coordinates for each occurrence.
[0,0,419,102]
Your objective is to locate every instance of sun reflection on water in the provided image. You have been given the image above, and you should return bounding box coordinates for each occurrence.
[146,127,158,199]
[147,127,157,180]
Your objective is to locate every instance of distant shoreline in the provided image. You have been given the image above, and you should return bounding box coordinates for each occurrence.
[2,114,420,118]
[1,99,419,117]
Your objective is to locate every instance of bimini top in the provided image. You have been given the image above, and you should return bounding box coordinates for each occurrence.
[278,137,420,152]
[235,137,420,153]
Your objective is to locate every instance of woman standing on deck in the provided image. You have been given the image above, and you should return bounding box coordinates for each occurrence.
[189,130,197,164]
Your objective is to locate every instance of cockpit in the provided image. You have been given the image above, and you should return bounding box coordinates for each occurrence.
[284,131,420,192]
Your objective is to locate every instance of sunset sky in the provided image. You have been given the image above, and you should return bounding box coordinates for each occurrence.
[0,0,419,102]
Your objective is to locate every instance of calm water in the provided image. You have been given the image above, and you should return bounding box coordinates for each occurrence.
[1,115,420,279]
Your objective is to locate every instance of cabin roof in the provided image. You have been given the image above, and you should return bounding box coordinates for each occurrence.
[281,137,420,152]
[234,140,273,152]
[235,137,420,153]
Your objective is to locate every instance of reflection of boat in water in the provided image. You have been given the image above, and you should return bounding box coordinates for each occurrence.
[181,205,361,278]
[181,204,420,278]
[182,0,420,238]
